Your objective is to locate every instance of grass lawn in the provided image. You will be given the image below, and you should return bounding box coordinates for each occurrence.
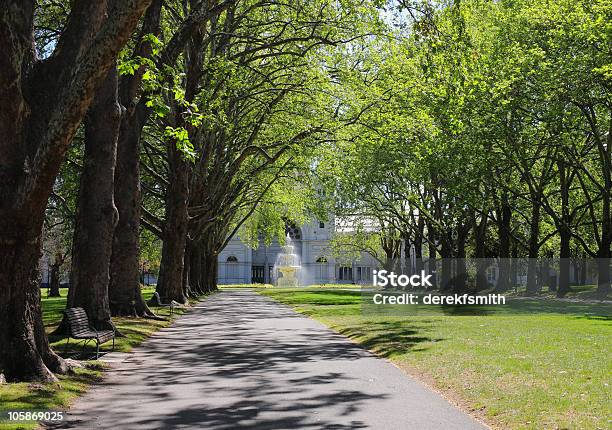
[219,283,365,289]
[505,283,606,301]
[259,288,611,430]
[219,283,275,289]
[0,287,201,430]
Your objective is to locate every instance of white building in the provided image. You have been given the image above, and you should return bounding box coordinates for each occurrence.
[217,218,381,285]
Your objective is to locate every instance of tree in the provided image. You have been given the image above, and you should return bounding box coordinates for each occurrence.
[67,66,121,330]
[109,0,230,313]
[0,0,152,382]
[316,0,610,298]
[136,0,381,298]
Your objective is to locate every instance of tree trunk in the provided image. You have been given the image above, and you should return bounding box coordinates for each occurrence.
[455,222,469,294]
[207,256,219,293]
[108,113,154,316]
[156,144,189,304]
[427,227,437,290]
[108,0,162,317]
[558,227,571,297]
[189,242,203,295]
[155,16,205,303]
[509,243,519,292]
[402,231,412,275]
[495,194,512,292]
[592,110,611,298]
[526,199,541,294]
[380,235,401,273]
[200,246,219,293]
[539,256,552,291]
[182,242,192,298]
[473,212,488,291]
[596,173,611,298]
[67,67,120,331]
[557,160,572,298]
[596,256,610,299]
[0,0,151,382]
[48,254,63,297]
[414,216,424,274]
[0,222,68,382]
[440,230,452,292]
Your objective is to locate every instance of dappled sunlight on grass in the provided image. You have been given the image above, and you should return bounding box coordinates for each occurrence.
[42,287,198,354]
[219,283,365,290]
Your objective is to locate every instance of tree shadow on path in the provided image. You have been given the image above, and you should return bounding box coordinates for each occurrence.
[44,292,394,429]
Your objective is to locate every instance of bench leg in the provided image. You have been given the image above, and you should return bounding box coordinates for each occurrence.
[112,337,115,352]
[64,337,70,355]
[96,340,100,359]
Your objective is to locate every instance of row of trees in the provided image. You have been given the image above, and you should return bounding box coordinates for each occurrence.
[0,0,381,382]
[320,0,611,298]
[1,0,155,384]
[1,0,607,384]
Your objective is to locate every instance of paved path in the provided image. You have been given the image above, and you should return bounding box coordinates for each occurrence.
[48,290,488,429]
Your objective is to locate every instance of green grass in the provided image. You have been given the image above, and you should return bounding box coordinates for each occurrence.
[219,283,365,289]
[0,287,202,430]
[45,287,188,354]
[218,283,274,289]
[259,288,612,430]
[505,283,606,301]
[0,365,105,430]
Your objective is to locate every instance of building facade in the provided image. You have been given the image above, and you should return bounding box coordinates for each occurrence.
[217,218,381,285]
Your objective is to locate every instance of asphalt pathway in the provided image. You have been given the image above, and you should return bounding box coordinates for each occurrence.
[47,290,488,429]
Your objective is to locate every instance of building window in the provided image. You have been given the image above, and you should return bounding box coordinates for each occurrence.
[316,257,327,280]
[319,221,325,228]
[338,266,352,281]
[486,267,496,283]
[355,266,372,282]
[227,256,238,278]
[252,265,264,283]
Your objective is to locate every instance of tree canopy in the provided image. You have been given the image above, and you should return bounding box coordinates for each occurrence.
[0,0,609,383]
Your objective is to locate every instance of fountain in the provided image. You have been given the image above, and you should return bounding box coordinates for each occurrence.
[274,234,301,287]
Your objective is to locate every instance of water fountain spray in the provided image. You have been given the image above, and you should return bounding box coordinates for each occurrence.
[274,233,301,286]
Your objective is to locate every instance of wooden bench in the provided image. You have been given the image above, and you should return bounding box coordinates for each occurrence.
[63,307,115,358]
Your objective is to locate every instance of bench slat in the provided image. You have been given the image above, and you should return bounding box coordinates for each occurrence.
[63,308,115,343]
